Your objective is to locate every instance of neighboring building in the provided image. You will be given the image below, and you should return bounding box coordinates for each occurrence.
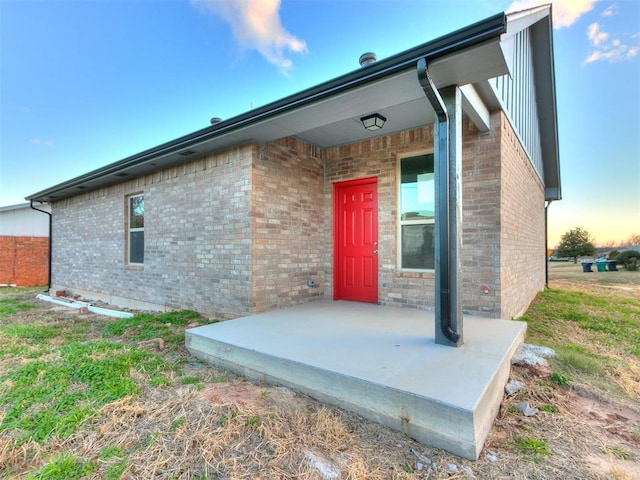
[26,7,560,321]
[0,203,50,287]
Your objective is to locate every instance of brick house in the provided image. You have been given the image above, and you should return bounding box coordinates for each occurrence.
[0,203,50,287]
[27,7,560,325]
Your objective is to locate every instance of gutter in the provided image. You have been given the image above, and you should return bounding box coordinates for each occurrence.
[26,13,507,203]
[416,58,461,346]
[30,200,52,291]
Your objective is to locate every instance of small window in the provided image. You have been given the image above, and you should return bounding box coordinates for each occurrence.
[399,154,434,270]
[128,194,144,264]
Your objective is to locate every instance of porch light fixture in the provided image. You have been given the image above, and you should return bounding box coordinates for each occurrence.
[360,113,386,131]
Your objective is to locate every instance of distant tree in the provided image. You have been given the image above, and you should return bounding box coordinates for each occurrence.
[556,227,596,263]
[628,233,640,245]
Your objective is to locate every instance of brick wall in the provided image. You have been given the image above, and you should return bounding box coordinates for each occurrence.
[51,146,254,319]
[325,128,438,310]
[498,112,546,319]
[325,113,544,319]
[461,113,503,316]
[49,112,545,320]
[0,236,49,286]
[461,112,545,319]
[251,137,325,312]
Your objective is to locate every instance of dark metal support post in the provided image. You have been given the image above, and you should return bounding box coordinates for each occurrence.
[417,58,463,347]
[440,85,463,346]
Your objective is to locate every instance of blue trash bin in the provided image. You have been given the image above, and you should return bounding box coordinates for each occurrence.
[582,262,593,272]
[607,260,618,271]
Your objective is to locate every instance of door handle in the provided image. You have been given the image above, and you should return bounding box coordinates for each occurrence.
[373,249,378,255]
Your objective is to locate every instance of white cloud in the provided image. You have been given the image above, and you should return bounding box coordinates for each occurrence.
[30,139,55,148]
[587,22,608,46]
[506,0,597,29]
[192,0,307,74]
[601,4,616,17]
[584,43,639,64]
[584,21,639,64]
[506,0,638,65]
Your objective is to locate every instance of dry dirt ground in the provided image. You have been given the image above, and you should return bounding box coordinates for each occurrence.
[1,267,639,479]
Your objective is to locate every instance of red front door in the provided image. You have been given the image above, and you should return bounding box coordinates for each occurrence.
[334,177,378,303]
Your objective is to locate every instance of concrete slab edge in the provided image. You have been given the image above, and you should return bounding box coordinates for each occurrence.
[186,332,480,459]
[471,323,527,457]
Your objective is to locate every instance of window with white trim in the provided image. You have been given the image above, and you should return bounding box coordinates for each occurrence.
[399,154,435,270]
[128,194,144,264]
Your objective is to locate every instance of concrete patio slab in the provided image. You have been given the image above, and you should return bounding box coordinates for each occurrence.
[185,301,526,460]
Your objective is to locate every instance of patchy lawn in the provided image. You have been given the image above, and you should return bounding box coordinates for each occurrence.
[0,271,638,479]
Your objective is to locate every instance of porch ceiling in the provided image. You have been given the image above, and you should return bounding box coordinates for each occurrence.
[160,38,507,154]
[239,39,507,148]
[221,70,435,147]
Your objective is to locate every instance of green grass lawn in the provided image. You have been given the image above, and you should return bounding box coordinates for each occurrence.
[0,292,211,479]
[0,276,638,479]
[523,265,640,399]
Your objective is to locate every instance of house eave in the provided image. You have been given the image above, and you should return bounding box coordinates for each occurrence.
[27,13,509,203]
[533,11,561,201]
[0,202,33,213]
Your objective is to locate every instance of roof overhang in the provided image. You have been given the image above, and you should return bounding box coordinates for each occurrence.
[28,13,514,203]
[0,202,37,213]
[500,6,561,200]
[529,10,561,201]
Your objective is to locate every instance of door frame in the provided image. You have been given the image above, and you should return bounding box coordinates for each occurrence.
[333,176,379,302]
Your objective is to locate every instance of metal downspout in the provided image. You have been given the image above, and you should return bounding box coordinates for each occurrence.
[416,57,461,345]
[545,200,553,288]
[30,200,52,291]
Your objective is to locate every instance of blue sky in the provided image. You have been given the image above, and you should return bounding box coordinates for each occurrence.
[1,0,638,247]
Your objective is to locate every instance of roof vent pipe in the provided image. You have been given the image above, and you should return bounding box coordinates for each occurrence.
[359,52,377,67]
[210,117,222,125]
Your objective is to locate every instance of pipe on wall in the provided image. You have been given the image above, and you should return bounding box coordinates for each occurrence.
[545,200,553,288]
[30,200,52,291]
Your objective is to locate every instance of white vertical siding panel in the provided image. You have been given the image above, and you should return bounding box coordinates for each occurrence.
[0,206,50,237]
[490,30,543,178]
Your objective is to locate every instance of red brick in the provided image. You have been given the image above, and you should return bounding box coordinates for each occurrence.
[0,236,48,286]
